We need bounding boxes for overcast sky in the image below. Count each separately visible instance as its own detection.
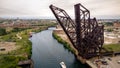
[0,0,120,19]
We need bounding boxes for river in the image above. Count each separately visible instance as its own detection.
[30,27,89,68]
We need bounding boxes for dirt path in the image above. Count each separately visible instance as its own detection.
[16,33,22,39]
[0,42,17,54]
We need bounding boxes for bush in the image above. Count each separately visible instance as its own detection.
[0,28,32,67]
[0,28,6,36]
[52,32,75,53]
[106,28,113,32]
[0,56,27,68]
[103,44,120,52]
[0,56,19,68]
[12,28,26,32]
[1,33,17,42]
[104,22,113,26]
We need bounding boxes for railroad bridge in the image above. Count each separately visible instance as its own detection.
[50,3,104,59]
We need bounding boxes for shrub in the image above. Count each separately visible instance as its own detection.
[0,28,6,36]
[103,44,120,52]
[52,32,75,53]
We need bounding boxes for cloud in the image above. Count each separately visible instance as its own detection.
[0,0,119,18]
[49,0,120,18]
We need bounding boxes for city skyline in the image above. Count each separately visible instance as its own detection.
[0,0,120,19]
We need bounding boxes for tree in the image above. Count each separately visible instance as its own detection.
[0,28,6,36]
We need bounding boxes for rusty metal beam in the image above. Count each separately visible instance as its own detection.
[49,3,104,59]
[49,5,77,49]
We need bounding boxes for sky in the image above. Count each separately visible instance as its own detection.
[0,0,120,19]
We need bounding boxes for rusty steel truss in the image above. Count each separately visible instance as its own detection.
[50,3,104,59]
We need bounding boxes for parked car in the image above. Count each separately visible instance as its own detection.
[108,57,112,61]
[117,61,120,64]
[0,47,5,51]
[102,61,108,65]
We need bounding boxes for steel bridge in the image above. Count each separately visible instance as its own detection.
[50,3,104,59]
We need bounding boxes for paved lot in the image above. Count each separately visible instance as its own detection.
[105,56,120,68]
[99,56,120,68]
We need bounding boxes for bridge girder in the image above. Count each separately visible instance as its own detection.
[50,3,104,59]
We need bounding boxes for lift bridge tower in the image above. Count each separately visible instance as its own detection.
[50,3,104,59]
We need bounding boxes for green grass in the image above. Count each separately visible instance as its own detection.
[103,44,120,52]
[52,32,75,53]
[0,55,26,68]
[0,23,57,67]
[0,29,32,67]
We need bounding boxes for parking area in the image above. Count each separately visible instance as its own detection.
[105,56,120,68]
[92,56,120,68]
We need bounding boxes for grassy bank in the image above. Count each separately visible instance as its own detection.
[0,27,48,68]
[0,23,57,68]
[52,32,75,53]
[0,29,32,68]
[103,44,120,52]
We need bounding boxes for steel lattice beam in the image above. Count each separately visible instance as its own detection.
[74,4,104,58]
[49,3,104,59]
[49,5,77,49]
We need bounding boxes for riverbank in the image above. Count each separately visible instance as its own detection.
[31,27,90,68]
[52,29,87,63]
[52,28,99,68]
[0,25,55,68]
[0,28,33,68]
[52,28,120,68]
[52,32,75,53]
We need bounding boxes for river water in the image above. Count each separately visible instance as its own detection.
[30,27,89,68]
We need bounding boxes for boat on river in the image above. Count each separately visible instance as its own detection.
[60,62,66,68]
